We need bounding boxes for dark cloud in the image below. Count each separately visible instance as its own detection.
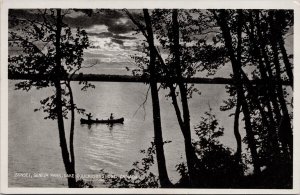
[114,34,136,40]
[105,22,133,34]
[63,9,135,34]
[89,32,113,38]
[111,38,124,45]
[9,9,37,20]
[84,52,112,58]
[9,9,47,28]
[122,45,133,50]
[88,32,136,40]
[9,9,136,35]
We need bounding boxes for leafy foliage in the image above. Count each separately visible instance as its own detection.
[76,179,94,188]
[8,9,93,119]
[100,141,159,188]
[191,108,244,187]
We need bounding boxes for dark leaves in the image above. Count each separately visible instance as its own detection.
[9,9,90,119]
[100,141,160,188]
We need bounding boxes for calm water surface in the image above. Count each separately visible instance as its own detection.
[8,81,234,187]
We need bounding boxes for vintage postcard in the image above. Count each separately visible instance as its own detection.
[1,0,300,194]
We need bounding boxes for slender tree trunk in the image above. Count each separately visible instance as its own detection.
[268,11,293,156]
[236,11,282,162]
[143,9,173,187]
[256,19,291,159]
[257,54,280,156]
[255,11,282,123]
[278,37,293,89]
[169,85,197,186]
[274,11,293,89]
[237,10,261,175]
[240,89,261,175]
[261,49,282,122]
[149,81,173,187]
[66,81,76,176]
[171,9,197,186]
[213,10,261,175]
[235,12,275,155]
[246,13,280,157]
[54,9,76,188]
[234,95,242,168]
[232,12,275,146]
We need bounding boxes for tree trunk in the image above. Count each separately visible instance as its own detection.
[240,89,261,175]
[66,81,76,177]
[171,9,197,186]
[55,9,76,188]
[235,11,273,155]
[149,81,173,187]
[234,95,242,168]
[143,9,173,187]
[169,85,197,186]
[257,53,280,157]
[213,10,261,175]
[278,37,293,89]
[246,12,280,158]
[255,13,292,161]
[255,11,282,123]
[274,11,293,89]
[268,11,293,156]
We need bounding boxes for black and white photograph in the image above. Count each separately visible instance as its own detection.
[1,0,300,193]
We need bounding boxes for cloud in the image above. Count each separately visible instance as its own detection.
[89,32,112,38]
[88,36,124,52]
[88,32,136,40]
[63,9,135,34]
[85,25,108,34]
[9,9,36,20]
[88,31,139,51]
[84,52,113,58]
[8,9,45,28]
[111,38,124,45]
[9,9,145,59]
[9,9,135,35]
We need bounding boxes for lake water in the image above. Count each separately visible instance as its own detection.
[8,80,235,187]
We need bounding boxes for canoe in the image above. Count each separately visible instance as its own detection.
[80,117,124,124]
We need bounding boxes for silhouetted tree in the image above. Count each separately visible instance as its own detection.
[193,108,241,187]
[268,10,293,156]
[238,10,293,166]
[124,9,173,187]
[211,10,261,175]
[211,9,293,178]
[148,9,201,185]
[169,9,197,185]
[8,9,90,187]
[245,11,281,160]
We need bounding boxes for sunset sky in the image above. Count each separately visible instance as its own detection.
[8,9,293,77]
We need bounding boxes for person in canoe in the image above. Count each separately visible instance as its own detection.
[87,113,93,121]
[110,113,114,120]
